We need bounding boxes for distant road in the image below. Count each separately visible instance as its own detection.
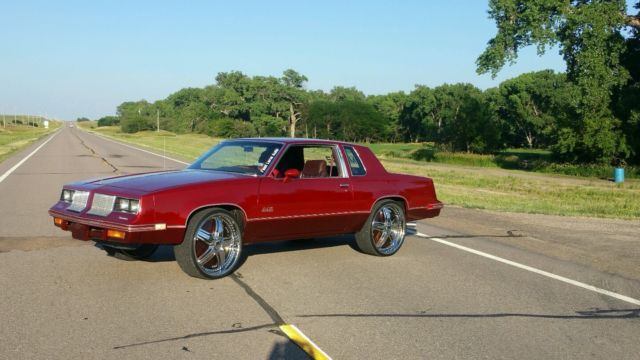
[0,125,185,238]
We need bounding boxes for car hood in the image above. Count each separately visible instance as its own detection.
[86,170,251,193]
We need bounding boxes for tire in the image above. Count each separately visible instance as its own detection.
[355,200,406,256]
[174,208,243,279]
[105,244,159,261]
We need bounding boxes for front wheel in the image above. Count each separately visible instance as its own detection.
[174,208,243,279]
[355,200,406,256]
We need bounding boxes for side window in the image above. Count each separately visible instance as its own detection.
[344,146,366,176]
[274,145,342,178]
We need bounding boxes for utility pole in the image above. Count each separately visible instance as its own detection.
[156,109,160,132]
[2,113,5,128]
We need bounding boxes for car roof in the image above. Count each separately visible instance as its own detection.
[232,137,356,146]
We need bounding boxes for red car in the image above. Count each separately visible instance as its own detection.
[49,138,442,279]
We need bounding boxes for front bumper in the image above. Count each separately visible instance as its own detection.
[49,209,184,245]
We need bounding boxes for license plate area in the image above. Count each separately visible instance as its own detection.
[69,223,90,241]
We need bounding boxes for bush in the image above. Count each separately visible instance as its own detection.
[210,118,257,138]
[97,116,120,127]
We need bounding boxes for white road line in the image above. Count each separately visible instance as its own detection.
[83,130,190,165]
[416,232,640,306]
[0,131,60,184]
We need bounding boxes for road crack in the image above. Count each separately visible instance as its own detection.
[231,272,286,325]
[71,130,119,173]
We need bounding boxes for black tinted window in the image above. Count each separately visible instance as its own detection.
[344,146,366,176]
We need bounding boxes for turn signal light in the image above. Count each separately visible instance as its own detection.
[54,218,63,226]
[106,229,126,240]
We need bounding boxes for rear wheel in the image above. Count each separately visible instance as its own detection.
[174,208,243,279]
[355,200,406,256]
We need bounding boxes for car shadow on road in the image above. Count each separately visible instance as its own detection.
[129,235,359,264]
[296,308,640,320]
[244,235,358,257]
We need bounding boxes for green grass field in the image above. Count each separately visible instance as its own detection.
[369,142,638,179]
[81,124,640,219]
[0,120,61,163]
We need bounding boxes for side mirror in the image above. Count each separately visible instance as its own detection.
[283,168,300,182]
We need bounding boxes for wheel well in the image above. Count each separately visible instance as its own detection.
[375,197,407,213]
[186,205,247,232]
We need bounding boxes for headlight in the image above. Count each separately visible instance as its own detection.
[115,197,140,214]
[61,189,75,203]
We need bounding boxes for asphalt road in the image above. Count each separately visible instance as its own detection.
[0,126,638,359]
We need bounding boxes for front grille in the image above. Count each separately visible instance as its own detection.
[67,191,90,212]
[87,193,116,216]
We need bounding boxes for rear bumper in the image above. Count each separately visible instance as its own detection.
[407,201,443,221]
[48,209,184,245]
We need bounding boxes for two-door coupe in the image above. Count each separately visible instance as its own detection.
[49,138,443,279]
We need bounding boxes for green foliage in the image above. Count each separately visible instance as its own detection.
[492,70,568,148]
[97,116,119,127]
[306,100,386,142]
[76,117,90,122]
[398,83,502,153]
[210,118,257,138]
[110,57,640,166]
[478,0,638,163]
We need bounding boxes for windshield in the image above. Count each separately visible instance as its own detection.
[188,141,283,175]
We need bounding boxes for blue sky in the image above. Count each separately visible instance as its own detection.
[1,0,628,120]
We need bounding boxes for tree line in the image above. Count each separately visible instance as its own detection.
[96,1,640,165]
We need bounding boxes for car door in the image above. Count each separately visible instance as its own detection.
[251,144,355,241]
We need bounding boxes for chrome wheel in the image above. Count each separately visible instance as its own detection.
[192,213,242,277]
[355,200,406,256]
[371,204,406,255]
[175,208,244,279]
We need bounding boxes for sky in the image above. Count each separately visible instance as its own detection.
[0,0,629,121]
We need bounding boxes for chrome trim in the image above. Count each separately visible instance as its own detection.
[409,202,444,210]
[248,210,370,222]
[183,203,249,227]
[371,195,410,212]
[333,145,349,178]
[49,210,169,233]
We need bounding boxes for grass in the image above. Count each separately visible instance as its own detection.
[370,142,639,179]
[81,124,640,219]
[78,123,221,160]
[382,158,640,220]
[0,121,62,163]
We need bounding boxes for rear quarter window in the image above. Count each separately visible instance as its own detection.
[344,146,366,176]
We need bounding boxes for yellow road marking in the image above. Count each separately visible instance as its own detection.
[279,324,332,360]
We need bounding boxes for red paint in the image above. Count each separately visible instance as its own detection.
[49,139,442,245]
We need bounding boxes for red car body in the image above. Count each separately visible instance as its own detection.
[49,138,442,248]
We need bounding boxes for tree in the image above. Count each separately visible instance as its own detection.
[97,116,119,127]
[494,70,568,148]
[280,69,308,137]
[367,92,407,142]
[329,86,366,102]
[118,101,155,133]
[306,100,386,142]
[477,0,639,162]
[435,84,502,153]
[398,86,436,142]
